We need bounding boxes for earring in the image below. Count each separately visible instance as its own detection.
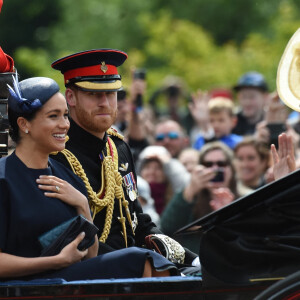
[25,129,28,134]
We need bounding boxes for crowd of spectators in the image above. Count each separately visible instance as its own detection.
[113,70,300,249]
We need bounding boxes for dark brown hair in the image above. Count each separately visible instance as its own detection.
[193,141,238,219]
[234,136,270,166]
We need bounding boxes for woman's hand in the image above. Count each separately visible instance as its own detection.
[271,133,296,180]
[209,187,234,211]
[55,232,89,269]
[37,175,98,258]
[0,233,89,278]
[36,175,90,218]
[183,165,215,203]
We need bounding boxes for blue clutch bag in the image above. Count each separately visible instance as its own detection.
[38,215,99,257]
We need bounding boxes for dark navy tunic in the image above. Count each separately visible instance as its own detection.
[0,152,81,257]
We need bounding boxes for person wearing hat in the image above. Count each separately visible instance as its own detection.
[0,75,178,280]
[50,49,199,270]
[232,71,269,136]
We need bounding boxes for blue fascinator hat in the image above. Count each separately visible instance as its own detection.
[7,75,60,114]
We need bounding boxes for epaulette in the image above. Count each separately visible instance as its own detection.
[107,128,124,140]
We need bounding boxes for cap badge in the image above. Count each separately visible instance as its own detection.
[100,61,108,73]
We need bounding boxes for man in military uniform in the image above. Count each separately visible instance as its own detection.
[51,49,199,268]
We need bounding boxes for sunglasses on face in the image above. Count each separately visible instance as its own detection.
[202,160,229,168]
[155,132,180,141]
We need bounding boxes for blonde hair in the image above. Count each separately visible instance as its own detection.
[208,97,235,117]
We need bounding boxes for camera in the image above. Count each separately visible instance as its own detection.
[117,89,127,101]
[0,72,15,157]
[210,169,224,183]
[133,69,146,80]
[133,69,146,111]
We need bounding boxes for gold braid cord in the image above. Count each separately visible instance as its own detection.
[59,131,134,247]
[108,138,135,240]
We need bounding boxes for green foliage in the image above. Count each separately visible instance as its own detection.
[1,0,300,101]
[49,0,153,53]
[13,47,64,88]
[149,0,283,45]
[0,0,62,54]
[127,1,300,96]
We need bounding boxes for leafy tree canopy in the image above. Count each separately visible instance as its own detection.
[1,0,300,100]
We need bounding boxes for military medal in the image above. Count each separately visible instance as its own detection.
[128,190,135,201]
[132,189,137,199]
[123,172,137,201]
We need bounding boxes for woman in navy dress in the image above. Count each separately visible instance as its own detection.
[0,75,177,281]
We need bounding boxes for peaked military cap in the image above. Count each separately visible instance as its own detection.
[51,49,128,92]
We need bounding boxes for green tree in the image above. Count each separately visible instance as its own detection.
[3,0,300,99]
[0,0,62,54]
[49,0,153,53]
[126,0,300,96]
[149,0,292,45]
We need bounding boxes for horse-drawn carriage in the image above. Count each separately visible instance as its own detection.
[1,169,300,299]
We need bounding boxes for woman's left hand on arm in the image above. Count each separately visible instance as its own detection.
[36,175,98,258]
[36,175,90,218]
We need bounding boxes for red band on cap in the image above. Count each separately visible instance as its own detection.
[0,47,14,72]
[64,64,118,83]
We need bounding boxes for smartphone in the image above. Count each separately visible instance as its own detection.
[210,169,224,182]
[133,69,146,110]
[117,89,127,101]
[266,123,286,147]
[133,69,146,80]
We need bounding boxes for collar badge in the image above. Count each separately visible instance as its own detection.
[119,163,128,172]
